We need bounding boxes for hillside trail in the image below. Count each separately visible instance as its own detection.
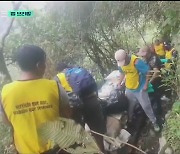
[133,98,175,154]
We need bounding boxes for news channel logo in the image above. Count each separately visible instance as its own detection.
[0,10,34,18]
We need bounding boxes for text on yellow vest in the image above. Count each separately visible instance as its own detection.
[1,79,60,154]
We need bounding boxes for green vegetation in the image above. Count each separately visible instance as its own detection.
[163,101,180,153]
[39,118,100,154]
[1,1,180,82]
[0,124,14,154]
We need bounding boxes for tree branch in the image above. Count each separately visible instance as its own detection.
[0,2,22,52]
[0,2,22,82]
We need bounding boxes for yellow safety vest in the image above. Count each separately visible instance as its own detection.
[121,55,139,90]
[1,79,60,154]
[165,48,174,59]
[154,43,165,56]
[165,48,175,69]
[56,73,73,92]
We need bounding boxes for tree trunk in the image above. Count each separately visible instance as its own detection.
[0,2,22,85]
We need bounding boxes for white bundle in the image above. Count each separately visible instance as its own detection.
[98,70,122,100]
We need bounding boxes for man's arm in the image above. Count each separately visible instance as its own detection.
[172,50,178,59]
[135,59,150,90]
[57,83,73,119]
[0,99,11,126]
[149,68,160,83]
[135,59,149,74]
[117,68,125,88]
[148,57,161,83]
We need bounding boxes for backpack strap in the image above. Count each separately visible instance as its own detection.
[55,80,73,119]
[54,75,62,86]
[54,76,68,108]
[55,80,63,109]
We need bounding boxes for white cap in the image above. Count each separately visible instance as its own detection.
[114,49,127,66]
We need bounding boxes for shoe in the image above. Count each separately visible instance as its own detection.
[161,95,170,101]
[153,123,160,132]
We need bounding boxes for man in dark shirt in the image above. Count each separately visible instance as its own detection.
[54,63,106,152]
[137,46,163,116]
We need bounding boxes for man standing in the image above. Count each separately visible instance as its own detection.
[137,46,163,116]
[0,45,72,154]
[114,49,160,132]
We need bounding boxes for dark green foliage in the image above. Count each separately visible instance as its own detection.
[163,101,180,153]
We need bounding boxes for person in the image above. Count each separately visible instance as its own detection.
[161,43,178,99]
[114,49,160,132]
[137,46,164,116]
[164,43,178,71]
[0,45,73,154]
[54,62,106,152]
[154,39,165,59]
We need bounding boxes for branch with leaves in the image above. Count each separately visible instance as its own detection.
[39,118,147,154]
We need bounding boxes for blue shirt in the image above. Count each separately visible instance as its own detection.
[119,56,149,92]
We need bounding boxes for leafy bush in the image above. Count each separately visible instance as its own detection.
[162,101,180,153]
[0,122,15,154]
[38,118,100,154]
[160,48,180,100]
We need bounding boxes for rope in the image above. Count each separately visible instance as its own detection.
[90,130,147,154]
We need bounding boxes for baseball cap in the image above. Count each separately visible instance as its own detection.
[114,49,127,66]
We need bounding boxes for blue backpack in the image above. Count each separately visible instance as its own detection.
[65,67,96,94]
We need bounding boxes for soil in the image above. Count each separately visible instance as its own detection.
[133,99,174,154]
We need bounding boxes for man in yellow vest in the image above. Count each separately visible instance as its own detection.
[114,49,160,132]
[154,39,165,59]
[54,62,106,152]
[164,43,178,71]
[0,45,73,154]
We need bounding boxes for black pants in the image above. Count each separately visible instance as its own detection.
[71,82,106,134]
[151,77,163,115]
[81,94,106,134]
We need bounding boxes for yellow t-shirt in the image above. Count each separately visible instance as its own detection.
[165,48,175,69]
[121,55,139,90]
[154,43,165,56]
[165,48,174,59]
[1,79,60,154]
